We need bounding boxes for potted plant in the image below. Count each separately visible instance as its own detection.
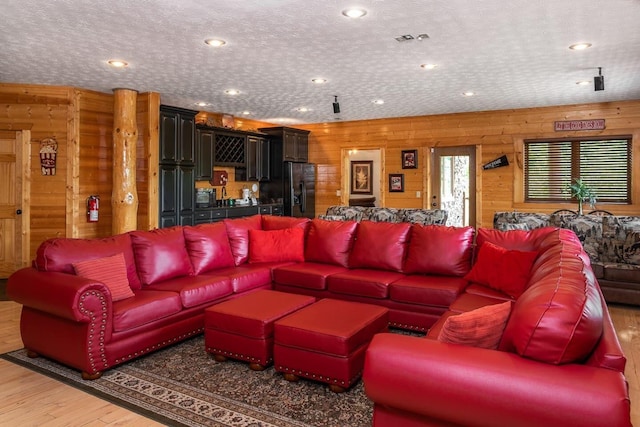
[567,178,597,215]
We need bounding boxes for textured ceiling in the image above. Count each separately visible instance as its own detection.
[2,0,640,124]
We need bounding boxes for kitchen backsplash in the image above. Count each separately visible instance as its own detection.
[195,167,259,200]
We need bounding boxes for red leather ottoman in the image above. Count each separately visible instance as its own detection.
[274,298,389,392]
[205,290,315,371]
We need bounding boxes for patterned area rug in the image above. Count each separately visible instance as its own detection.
[1,335,375,426]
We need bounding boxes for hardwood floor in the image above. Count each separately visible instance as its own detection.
[0,299,638,426]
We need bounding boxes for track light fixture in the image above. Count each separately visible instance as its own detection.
[333,95,340,114]
[594,67,604,91]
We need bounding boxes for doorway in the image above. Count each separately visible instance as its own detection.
[430,146,476,227]
[0,129,30,278]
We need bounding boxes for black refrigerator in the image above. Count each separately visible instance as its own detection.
[259,162,315,218]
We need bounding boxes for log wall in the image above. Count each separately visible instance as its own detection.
[299,100,640,227]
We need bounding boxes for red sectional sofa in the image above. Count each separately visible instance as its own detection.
[7,215,631,426]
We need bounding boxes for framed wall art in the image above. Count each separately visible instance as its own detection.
[389,173,404,192]
[402,149,417,169]
[351,160,373,194]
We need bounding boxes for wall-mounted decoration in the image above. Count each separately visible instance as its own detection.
[39,137,58,175]
[482,154,509,170]
[351,160,373,194]
[222,114,235,129]
[402,149,417,169]
[554,119,605,131]
[211,170,229,186]
[389,173,404,192]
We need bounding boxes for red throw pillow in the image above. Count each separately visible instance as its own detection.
[464,242,538,298]
[437,301,512,349]
[248,228,305,263]
[73,253,135,301]
[404,225,475,276]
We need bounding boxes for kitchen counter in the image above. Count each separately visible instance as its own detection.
[194,203,283,224]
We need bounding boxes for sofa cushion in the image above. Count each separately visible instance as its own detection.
[623,228,640,264]
[476,226,556,253]
[493,212,550,231]
[549,213,603,263]
[273,262,348,290]
[35,233,142,289]
[183,222,235,274]
[112,290,182,332]
[325,206,365,221]
[327,269,405,299]
[248,228,305,263]
[261,215,310,231]
[305,219,358,267]
[398,208,448,225]
[213,265,273,293]
[363,207,399,222]
[73,253,134,301]
[349,221,411,272]
[389,275,468,308]
[437,301,512,349]
[130,227,193,285]
[144,275,233,308]
[223,215,263,266]
[404,225,474,276]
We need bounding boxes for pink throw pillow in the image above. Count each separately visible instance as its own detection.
[73,253,135,301]
[464,242,538,298]
[248,228,305,263]
[404,225,475,276]
[437,301,512,349]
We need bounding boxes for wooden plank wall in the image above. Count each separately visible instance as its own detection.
[0,84,72,259]
[299,100,640,227]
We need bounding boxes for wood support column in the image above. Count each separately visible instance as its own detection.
[112,88,138,234]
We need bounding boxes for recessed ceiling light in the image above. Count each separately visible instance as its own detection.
[241,111,251,115]
[576,80,590,86]
[462,91,475,97]
[205,38,226,47]
[372,99,384,105]
[311,78,327,84]
[420,63,438,70]
[225,89,240,95]
[569,43,592,50]
[107,60,128,68]
[297,107,310,112]
[342,8,367,18]
[195,102,209,107]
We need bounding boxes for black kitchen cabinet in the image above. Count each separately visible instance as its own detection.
[159,105,197,227]
[195,128,214,180]
[245,136,270,181]
[259,127,310,163]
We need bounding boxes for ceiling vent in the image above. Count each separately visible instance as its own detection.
[395,34,429,42]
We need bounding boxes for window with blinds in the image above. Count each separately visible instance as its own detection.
[524,137,631,203]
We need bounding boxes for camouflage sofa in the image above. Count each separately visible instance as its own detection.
[494,211,640,306]
[320,206,448,225]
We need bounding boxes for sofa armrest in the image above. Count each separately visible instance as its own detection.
[7,267,112,323]
[363,333,631,427]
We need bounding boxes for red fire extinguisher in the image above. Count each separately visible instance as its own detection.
[87,195,99,222]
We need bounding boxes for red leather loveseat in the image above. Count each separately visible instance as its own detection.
[7,215,631,426]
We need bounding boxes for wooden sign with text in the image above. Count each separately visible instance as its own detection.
[554,119,605,131]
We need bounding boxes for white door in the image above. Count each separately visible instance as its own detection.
[431,146,476,227]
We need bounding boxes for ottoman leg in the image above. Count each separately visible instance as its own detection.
[283,373,300,382]
[213,354,227,363]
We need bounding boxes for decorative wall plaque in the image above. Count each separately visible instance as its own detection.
[39,137,58,175]
[554,119,605,131]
